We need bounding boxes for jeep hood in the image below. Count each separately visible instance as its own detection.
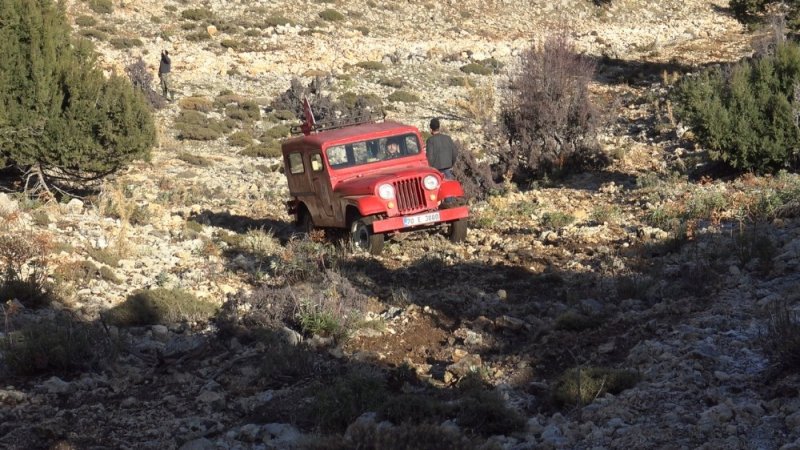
[334,166,439,196]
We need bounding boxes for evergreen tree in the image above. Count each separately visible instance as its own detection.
[674,42,800,173]
[0,0,155,193]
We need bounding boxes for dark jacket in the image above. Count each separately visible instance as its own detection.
[159,54,171,75]
[425,133,457,170]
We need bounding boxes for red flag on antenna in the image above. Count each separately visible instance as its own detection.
[301,97,316,135]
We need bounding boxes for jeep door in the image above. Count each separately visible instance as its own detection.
[308,151,339,226]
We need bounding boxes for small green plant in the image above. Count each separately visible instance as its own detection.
[242,141,281,158]
[228,130,254,147]
[448,76,476,87]
[181,8,212,21]
[378,77,404,88]
[221,39,242,49]
[74,15,97,27]
[88,0,113,14]
[78,28,109,41]
[318,8,345,21]
[555,310,601,331]
[553,366,640,406]
[177,152,211,167]
[590,205,621,224]
[86,247,121,267]
[264,14,294,27]
[459,63,493,75]
[109,37,143,49]
[387,90,419,103]
[541,211,575,229]
[356,61,386,71]
[186,30,211,42]
[104,288,217,326]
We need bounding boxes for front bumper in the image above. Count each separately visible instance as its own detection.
[371,206,469,233]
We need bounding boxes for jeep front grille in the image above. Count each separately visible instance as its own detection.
[393,177,427,214]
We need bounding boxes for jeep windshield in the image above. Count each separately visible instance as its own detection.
[325,133,421,169]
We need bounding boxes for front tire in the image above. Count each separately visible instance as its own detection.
[350,219,384,255]
[449,219,468,243]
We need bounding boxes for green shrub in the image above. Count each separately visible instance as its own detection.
[555,310,601,331]
[0,0,155,192]
[673,41,800,173]
[177,152,211,166]
[74,15,96,27]
[228,130,254,147]
[456,389,525,436]
[272,109,296,121]
[87,247,121,267]
[221,38,242,49]
[226,100,261,121]
[88,0,113,14]
[387,90,419,103]
[178,125,222,141]
[178,96,214,112]
[186,30,211,42]
[242,141,281,158]
[356,61,386,71]
[355,25,369,36]
[448,76,475,87]
[264,124,290,139]
[311,371,388,431]
[181,8,212,21]
[459,63,493,75]
[378,77,404,88]
[78,28,108,41]
[104,288,217,326]
[1,313,111,375]
[109,37,143,49]
[264,14,294,27]
[319,8,345,21]
[553,366,639,406]
[542,211,575,229]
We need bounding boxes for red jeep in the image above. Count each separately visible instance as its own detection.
[281,101,469,254]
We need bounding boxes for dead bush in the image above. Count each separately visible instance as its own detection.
[452,141,500,201]
[763,301,800,371]
[499,33,603,181]
[553,366,640,406]
[126,58,166,110]
[0,233,54,308]
[2,312,112,375]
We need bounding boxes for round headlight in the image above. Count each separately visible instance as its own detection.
[423,175,439,190]
[378,183,395,200]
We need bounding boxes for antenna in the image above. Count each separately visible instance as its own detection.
[300,97,315,136]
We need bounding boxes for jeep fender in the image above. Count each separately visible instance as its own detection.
[343,196,385,218]
[438,180,465,199]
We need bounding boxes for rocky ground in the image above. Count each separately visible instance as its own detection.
[2,0,800,449]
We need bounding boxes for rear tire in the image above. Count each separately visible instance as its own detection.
[449,219,468,243]
[350,219,384,255]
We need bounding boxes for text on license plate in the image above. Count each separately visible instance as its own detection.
[403,212,440,227]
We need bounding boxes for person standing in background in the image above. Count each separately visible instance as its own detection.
[159,50,174,102]
[425,117,457,180]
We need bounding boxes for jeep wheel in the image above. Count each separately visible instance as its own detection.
[351,219,384,255]
[298,209,314,234]
[448,219,468,243]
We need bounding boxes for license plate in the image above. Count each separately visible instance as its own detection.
[403,212,440,227]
